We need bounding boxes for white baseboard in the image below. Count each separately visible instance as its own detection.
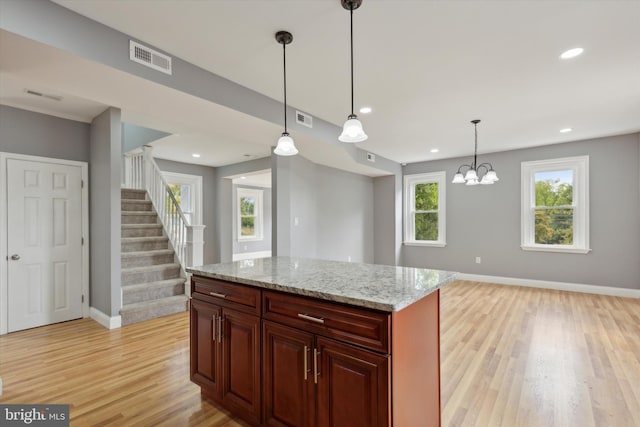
[232,251,272,261]
[456,273,640,299]
[90,307,122,329]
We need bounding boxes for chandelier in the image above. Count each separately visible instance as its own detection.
[452,120,499,185]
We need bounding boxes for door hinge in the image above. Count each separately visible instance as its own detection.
[81,237,84,245]
[81,180,84,188]
[82,295,85,303]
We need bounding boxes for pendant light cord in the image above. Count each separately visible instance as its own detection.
[350,6,354,116]
[282,42,288,133]
[473,122,478,169]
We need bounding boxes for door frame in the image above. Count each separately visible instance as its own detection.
[0,152,90,335]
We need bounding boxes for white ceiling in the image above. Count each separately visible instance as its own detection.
[3,1,640,172]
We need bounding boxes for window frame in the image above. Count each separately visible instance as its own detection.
[237,187,264,242]
[521,156,590,254]
[403,171,446,247]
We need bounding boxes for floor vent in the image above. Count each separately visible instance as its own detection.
[296,110,313,128]
[129,40,172,75]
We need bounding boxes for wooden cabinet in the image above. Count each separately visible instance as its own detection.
[191,274,442,427]
[190,276,261,426]
[263,291,390,427]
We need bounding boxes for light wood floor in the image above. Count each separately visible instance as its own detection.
[1,281,638,426]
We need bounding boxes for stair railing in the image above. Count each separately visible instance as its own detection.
[123,146,205,270]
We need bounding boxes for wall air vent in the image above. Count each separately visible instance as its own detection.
[24,89,62,102]
[296,110,313,128]
[129,40,172,75]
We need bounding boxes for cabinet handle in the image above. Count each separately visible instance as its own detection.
[313,348,321,384]
[209,292,226,299]
[218,317,224,342]
[298,313,325,324]
[212,315,217,342]
[303,345,309,380]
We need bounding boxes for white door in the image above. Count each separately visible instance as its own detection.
[7,159,83,332]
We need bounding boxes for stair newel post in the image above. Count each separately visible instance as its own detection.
[185,225,206,268]
[142,145,154,194]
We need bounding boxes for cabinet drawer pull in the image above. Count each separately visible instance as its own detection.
[209,292,226,299]
[298,313,325,324]
[303,345,309,380]
[313,348,320,384]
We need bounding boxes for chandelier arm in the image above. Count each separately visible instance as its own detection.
[476,163,493,175]
[456,164,473,174]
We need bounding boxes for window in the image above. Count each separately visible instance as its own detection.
[237,188,263,241]
[404,172,446,247]
[521,156,590,253]
[162,171,203,225]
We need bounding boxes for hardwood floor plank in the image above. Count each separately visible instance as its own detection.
[1,280,638,426]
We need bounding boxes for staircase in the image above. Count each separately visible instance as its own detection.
[120,188,188,326]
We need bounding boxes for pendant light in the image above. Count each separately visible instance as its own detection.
[338,0,368,143]
[274,31,298,156]
[452,120,499,186]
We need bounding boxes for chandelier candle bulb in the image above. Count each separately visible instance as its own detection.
[452,119,499,186]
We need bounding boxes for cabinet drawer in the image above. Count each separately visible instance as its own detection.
[191,276,260,316]
[263,291,390,353]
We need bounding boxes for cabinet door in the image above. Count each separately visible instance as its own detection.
[221,308,261,425]
[316,337,390,427]
[190,299,222,398]
[263,321,316,427]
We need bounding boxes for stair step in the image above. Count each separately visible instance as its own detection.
[122,236,168,252]
[122,278,186,305]
[121,224,164,238]
[121,249,175,268]
[121,212,158,225]
[120,295,189,326]
[121,263,181,286]
[121,188,147,200]
[122,199,153,212]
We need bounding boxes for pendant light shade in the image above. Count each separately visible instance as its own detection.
[452,120,499,186]
[274,133,297,156]
[274,31,298,156]
[339,0,368,143]
[339,115,368,143]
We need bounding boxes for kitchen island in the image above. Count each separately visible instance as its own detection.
[187,257,457,427]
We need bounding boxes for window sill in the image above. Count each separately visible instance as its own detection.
[403,241,446,248]
[238,237,264,242]
[521,245,591,254]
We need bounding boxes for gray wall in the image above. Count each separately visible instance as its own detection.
[155,158,216,264]
[373,175,402,266]
[275,154,375,263]
[89,107,122,316]
[0,105,90,161]
[122,123,170,153]
[402,133,640,290]
[232,185,272,255]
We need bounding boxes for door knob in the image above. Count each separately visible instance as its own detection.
[10,254,20,260]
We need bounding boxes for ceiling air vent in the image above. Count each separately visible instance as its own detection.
[296,110,313,128]
[129,40,172,75]
[24,89,62,102]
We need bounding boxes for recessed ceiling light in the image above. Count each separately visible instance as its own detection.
[359,107,372,114]
[560,128,573,133]
[560,47,584,59]
[430,148,439,153]
[192,153,201,158]
[240,176,247,180]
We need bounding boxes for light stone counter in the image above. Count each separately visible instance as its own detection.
[187,257,457,312]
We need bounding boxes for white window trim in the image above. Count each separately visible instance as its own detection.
[161,171,203,225]
[403,171,446,247]
[237,187,264,242]
[521,156,590,254]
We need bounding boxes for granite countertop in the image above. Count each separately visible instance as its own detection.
[187,257,457,312]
